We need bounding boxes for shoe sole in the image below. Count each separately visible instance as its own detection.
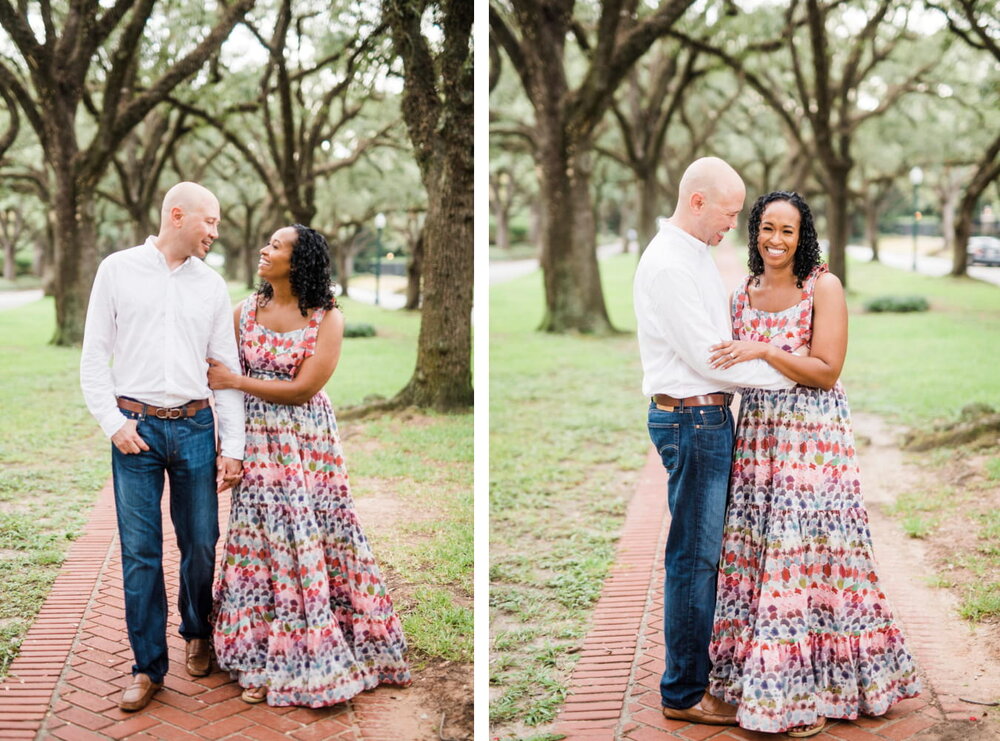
[119,684,163,712]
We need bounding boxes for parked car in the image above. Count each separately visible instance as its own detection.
[967,236,1000,267]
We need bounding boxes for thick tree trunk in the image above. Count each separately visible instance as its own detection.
[952,198,974,277]
[863,196,880,263]
[395,165,472,408]
[494,203,510,250]
[2,239,13,281]
[404,228,423,310]
[940,190,957,258]
[0,210,18,282]
[637,170,660,249]
[51,174,98,345]
[334,246,350,297]
[537,141,613,334]
[825,173,850,289]
[528,198,543,248]
[131,208,155,247]
[952,135,1000,276]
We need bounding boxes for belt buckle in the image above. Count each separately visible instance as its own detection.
[156,407,183,420]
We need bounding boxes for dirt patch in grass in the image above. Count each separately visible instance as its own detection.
[372,566,472,739]
[855,412,1000,736]
[914,719,1000,740]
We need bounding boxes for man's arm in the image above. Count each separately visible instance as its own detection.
[648,267,794,390]
[80,261,129,437]
[207,281,245,461]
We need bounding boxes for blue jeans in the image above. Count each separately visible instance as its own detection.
[111,404,219,683]
[647,400,734,709]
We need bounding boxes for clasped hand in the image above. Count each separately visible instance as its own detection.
[709,340,772,370]
[206,358,238,390]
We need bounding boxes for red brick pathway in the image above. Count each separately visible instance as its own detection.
[551,449,965,740]
[0,480,402,740]
[550,243,991,740]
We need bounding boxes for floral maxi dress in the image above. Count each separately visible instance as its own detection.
[212,299,410,707]
[708,265,920,733]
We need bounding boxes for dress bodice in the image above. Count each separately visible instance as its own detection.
[731,264,829,354]
[239,298,326,380]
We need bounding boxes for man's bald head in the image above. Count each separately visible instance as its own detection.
[670,157,746,246]
[156,181,220,262]
[677,157,744,205]
[160,181,219,227]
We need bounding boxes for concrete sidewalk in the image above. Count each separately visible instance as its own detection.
[0,480,404,740]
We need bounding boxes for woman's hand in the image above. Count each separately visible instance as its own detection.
[207,358,241,390]
[710,340,773,370]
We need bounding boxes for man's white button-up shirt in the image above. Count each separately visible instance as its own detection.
[634,222,794,398]
[80,237,245,459]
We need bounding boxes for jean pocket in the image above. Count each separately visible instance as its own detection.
[186,407,215,430]
[648,421,680,473]
[693,407,728,429]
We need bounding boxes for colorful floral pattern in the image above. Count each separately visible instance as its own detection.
[212,298,410,707]
[708,265,920,732]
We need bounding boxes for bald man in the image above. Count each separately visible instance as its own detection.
[633,158,794,725]
[81,182,245,711]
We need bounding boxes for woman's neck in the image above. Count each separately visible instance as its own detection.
[758,265,797,289]
[267,280,296,306]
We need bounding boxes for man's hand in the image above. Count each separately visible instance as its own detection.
[217,456,243,492]
[111,419,150,455]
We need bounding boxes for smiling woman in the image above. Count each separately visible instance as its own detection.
[705,191,921,735]
[207,223,411,707]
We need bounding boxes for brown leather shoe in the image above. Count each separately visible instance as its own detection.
[119,673,163,712]
[185,638,211,677]
[662,692,738,726]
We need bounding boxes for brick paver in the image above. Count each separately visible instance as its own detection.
[0,479,402,740]
[551,243,994,740]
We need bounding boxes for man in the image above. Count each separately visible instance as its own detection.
[81,182,245,712]
[633,157,794,725]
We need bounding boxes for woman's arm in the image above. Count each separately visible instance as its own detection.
[232,301,242,342]
[710,273,847,390]
[208,308,345,405]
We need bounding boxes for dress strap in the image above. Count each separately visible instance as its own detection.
[237,298,257,374]
[796,264,829,342]
[302,306,328,358]
[731,275,753,338]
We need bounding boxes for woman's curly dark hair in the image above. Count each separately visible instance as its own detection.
[257,224,338,316]
[747,191,822,288]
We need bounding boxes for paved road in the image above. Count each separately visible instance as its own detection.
[489,243,628,285]
[489,243,1000,288]
[344,285,406,310]
[0,286,407,312]
[0,288,43,311]
[847,245,1000,286]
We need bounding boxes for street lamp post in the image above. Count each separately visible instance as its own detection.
[374,212,386,306]
[909,166,923,272]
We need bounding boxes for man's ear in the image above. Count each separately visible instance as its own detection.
[690,192,705,214]
[171,206,185,227]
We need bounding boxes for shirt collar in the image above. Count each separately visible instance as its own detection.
[661,221,709,252]
[143,235,192,271]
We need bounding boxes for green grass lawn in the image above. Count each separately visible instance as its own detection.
[489,252,1000,739]
[0,293,470,677]
[841,260,1000,425]
[490,255,646,736]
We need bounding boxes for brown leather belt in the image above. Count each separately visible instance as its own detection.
[117,397,210,420]
[652,393,731,412]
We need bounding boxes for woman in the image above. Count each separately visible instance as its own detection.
[207,224,410,707]
[706,192,920,736]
